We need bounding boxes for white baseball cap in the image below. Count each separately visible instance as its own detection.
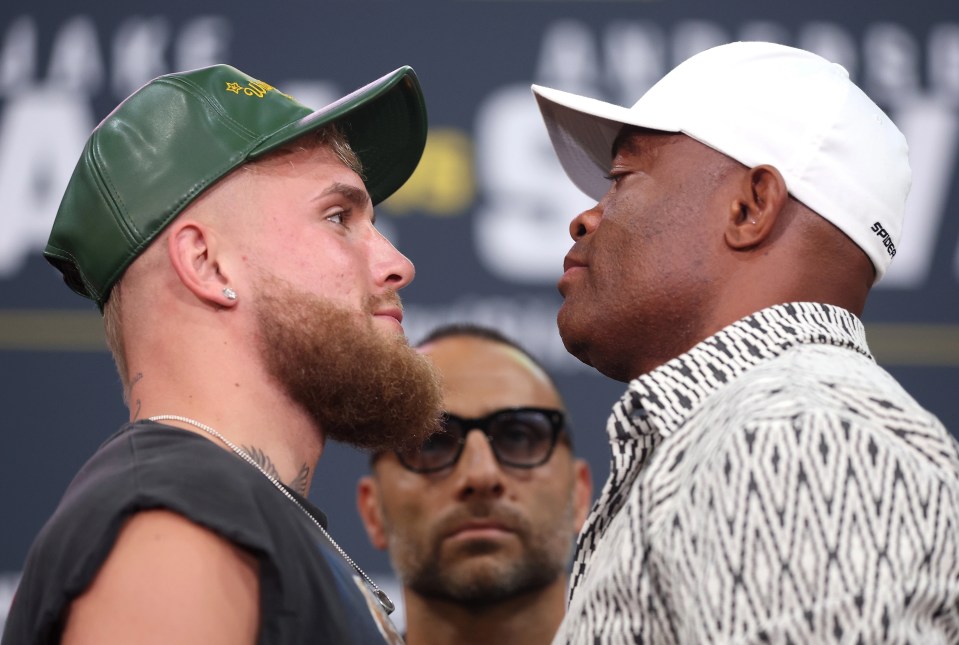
[531,41,911,283]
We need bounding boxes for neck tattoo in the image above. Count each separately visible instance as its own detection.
[148,414,395,614]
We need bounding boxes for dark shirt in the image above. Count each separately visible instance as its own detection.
[3,421,401,644]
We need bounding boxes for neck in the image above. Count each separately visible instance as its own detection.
[402,578,567,645]
[128,357,324,495]
[120,285,329,494]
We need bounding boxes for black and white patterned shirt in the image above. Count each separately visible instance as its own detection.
[557,303,959,644]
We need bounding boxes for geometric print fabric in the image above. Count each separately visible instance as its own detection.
[556,303,959,644]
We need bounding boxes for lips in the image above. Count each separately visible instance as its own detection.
[373,307,403,325]
[445,519,515,543]
[439,505,522,542]
[369,290,405,330]
[562,253,586,274]
[558,253,587,296]
[448,519,509,535]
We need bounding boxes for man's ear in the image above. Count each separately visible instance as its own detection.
[725,164,788,250]
[357,476,389,551]
[167,220,237,308]
[572,459,593,532]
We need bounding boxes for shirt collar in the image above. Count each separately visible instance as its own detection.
[609,303,872,444]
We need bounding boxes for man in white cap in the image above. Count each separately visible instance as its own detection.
[532,41,959,643]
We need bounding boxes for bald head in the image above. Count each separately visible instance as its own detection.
[418,334,565,420]
[356,326,591,620]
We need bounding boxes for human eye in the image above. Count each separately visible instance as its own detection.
[325,208,351,228]
[603,171,628,186]
[492,417,543,452]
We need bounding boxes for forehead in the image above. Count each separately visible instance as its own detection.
[215,146,370,226]
[611,126,688,161]
[247,144,363,185]
[208,144,366,204]
[610,127,740,182]
[419,337,563,417]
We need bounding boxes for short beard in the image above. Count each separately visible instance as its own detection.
[393,501,573,606]
[254,275,442,452]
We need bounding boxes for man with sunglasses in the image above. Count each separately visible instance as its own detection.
[357,324,592,645]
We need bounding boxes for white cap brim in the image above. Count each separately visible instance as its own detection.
[531,84,680,202]
[531,42,911,284]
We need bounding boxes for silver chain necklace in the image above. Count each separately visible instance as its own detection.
[147,414,395,614]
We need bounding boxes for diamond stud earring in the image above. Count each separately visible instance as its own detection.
[223,287,237,301]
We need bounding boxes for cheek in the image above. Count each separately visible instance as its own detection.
[599,197,688,288]
[591,223,641,293]
[525,480,576,532]
[382,485,435,531]
[287,253,368,303]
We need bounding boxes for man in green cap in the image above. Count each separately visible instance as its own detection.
[3,64,442,644]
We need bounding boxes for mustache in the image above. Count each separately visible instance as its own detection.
[365,289,403,315]
[434,501,529,539]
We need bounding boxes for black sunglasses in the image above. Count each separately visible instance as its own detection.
[395,407,567,474]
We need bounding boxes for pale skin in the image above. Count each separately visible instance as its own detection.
[63,145,415,644]
[357,336,592,645]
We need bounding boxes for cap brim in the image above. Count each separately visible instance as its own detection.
[252,67,427,205]
[531,84,679,201]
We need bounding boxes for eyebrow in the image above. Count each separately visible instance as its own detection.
[319,182,375,222]
[611,127,643,159]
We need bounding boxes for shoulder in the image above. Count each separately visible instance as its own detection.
[709,345,948,446]
[9,424,278,636]
[679,344,959,488]
[652,351,959,644]
[62,509,259,645]
[60,422,276,535]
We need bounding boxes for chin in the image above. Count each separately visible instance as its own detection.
[597,363,633,384]
[557,321,593,370]
[560,331,637,383]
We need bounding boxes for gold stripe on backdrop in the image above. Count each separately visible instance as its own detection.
[0,310,958,366]
[0,310,107,351]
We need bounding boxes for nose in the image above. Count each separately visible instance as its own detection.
[454,430,504,501]
[569,203,602,241]
[371,227,415,290]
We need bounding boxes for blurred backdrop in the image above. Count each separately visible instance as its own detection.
[1,0,957,631]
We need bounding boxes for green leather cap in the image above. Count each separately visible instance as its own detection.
[44,64,428,310]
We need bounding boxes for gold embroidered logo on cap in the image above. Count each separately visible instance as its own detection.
[224,79,288,99]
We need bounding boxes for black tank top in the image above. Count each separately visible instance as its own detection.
[2,421,401,644]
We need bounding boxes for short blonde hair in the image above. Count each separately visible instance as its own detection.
[251,123,363,175]
[102,277,129,402]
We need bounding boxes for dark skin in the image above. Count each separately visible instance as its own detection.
[557,126,874,382]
